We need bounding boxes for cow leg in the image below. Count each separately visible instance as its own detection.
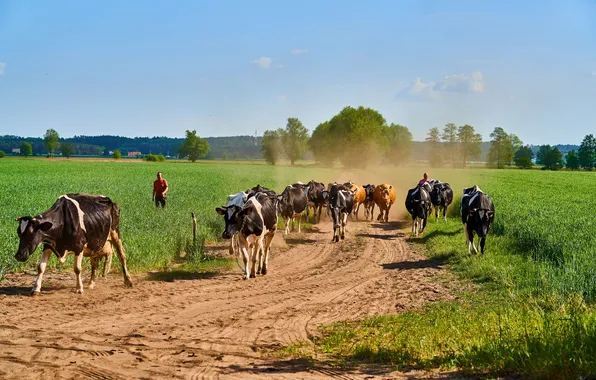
[256,240,264,275]
[74,253,84,294]
[102,241,113,278]
[385,205,391,223]
[480,236,486,254]
[421,217,427,233]
[298,216,302,233]
[443,206,448,221]
[89,256,99,289]
[284,217,290,234]
[241,245,250,279]
[435,206,439,222]
[341,212,348,240]
[31,248,52,295]
[109,229,133,288]
[261,232,274,275]
[249,243,258,278]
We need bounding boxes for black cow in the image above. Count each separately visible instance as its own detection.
[405,183,432,236]
[304,180,327,223]
[362,184,376,221]
[216,191,278,279]
[278,184,308,234]
[461,185,495,254]
[328,184,354,242]
[430,182,454,221]
[14,193,133,295]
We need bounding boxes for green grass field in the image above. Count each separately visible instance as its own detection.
[0,158,341,277]
[2,158,596,377]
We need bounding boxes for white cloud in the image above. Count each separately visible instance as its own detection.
[250,57,272,69]
[0,62,5,76]
[397,71,485,100]
[396,77,441,101]
[291,49,308,55]
[435,72,485,93]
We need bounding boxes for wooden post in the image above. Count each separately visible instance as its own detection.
[191,212,197,244]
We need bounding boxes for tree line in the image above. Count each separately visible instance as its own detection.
[261,105,596,171]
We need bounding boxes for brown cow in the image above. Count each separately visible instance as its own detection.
[373,184,396,222]
[343,181,366,220]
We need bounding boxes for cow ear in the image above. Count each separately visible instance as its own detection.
[240,206,253,217]
[37,222,53,231]
[216,207,226,215]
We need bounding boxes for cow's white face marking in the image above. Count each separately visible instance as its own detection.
[61,195,87,232]
[20,220,28,234]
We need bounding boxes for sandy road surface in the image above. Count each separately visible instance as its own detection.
[0,219,457,380]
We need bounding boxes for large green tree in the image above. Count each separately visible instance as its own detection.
[425,127,443,168]
[514,146,534,169]
[327,106,388,168]
[578,134,596,170]
[385,123,412,166]
[309,121,335,166]
[178,130,210,162]
[261,130,283,165]
[565,150,579,170]
[487,127,516,169]
[43,129,60,157]
[441,123,458,168]
[279,117,309,165]
[457,124,482,168]
[20,142,32,157]
[60,142,74,158]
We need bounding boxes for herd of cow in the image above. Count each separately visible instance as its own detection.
[12,179,495,295]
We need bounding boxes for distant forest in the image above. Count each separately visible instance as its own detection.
[0,134,580,162]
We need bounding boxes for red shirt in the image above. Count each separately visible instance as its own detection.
[154,179,168,197]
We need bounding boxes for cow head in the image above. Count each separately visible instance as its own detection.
[215,205,248,239]
[469,208,494,237]
[363,184,375,200]
[430,184,442,205]
[15,216,53,262]
[380,185,393,206]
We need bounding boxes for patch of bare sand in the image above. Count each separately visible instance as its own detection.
[0,219,461,379]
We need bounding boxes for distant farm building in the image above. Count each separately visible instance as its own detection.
[127,151,141,157]
[12,148,20,154]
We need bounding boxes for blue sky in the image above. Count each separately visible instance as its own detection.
[0,0,595,144]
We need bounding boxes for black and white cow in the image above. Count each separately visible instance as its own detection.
[216,192,278,279]
[278,184,308,234]
[405,183,432,236]
[362,184,376,221]
[14,193,133,295]
[304,180,327,223]
[461,185,495,254]
[430,182,454,221]
[328,184,355,242]
[219,191,249,261]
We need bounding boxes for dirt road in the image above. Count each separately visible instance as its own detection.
[0,219,456,379]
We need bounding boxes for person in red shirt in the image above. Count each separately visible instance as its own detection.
[152,172,169,208]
